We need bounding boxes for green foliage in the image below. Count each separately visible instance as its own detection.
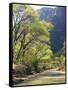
[59,55,65,64]
[25,6,38,17]
[12,4,65,76]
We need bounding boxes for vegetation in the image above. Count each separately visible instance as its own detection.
[12,4,65,79]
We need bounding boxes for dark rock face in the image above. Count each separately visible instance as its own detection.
[38,7,66,53]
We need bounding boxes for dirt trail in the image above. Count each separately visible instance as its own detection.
[13,70,65,86]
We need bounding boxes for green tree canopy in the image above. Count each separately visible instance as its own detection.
[12,4,54,65]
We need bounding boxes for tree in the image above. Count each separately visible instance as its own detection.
[12,4,54,69]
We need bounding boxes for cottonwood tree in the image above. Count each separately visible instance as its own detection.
[12,4,54,65]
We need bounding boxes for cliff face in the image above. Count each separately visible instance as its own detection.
[38,7,66,53]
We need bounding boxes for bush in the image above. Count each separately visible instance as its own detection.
[13,64,33,77]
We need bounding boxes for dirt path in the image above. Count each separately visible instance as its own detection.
[13,70,65,86]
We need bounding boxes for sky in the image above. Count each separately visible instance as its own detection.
[30,5,57,10]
